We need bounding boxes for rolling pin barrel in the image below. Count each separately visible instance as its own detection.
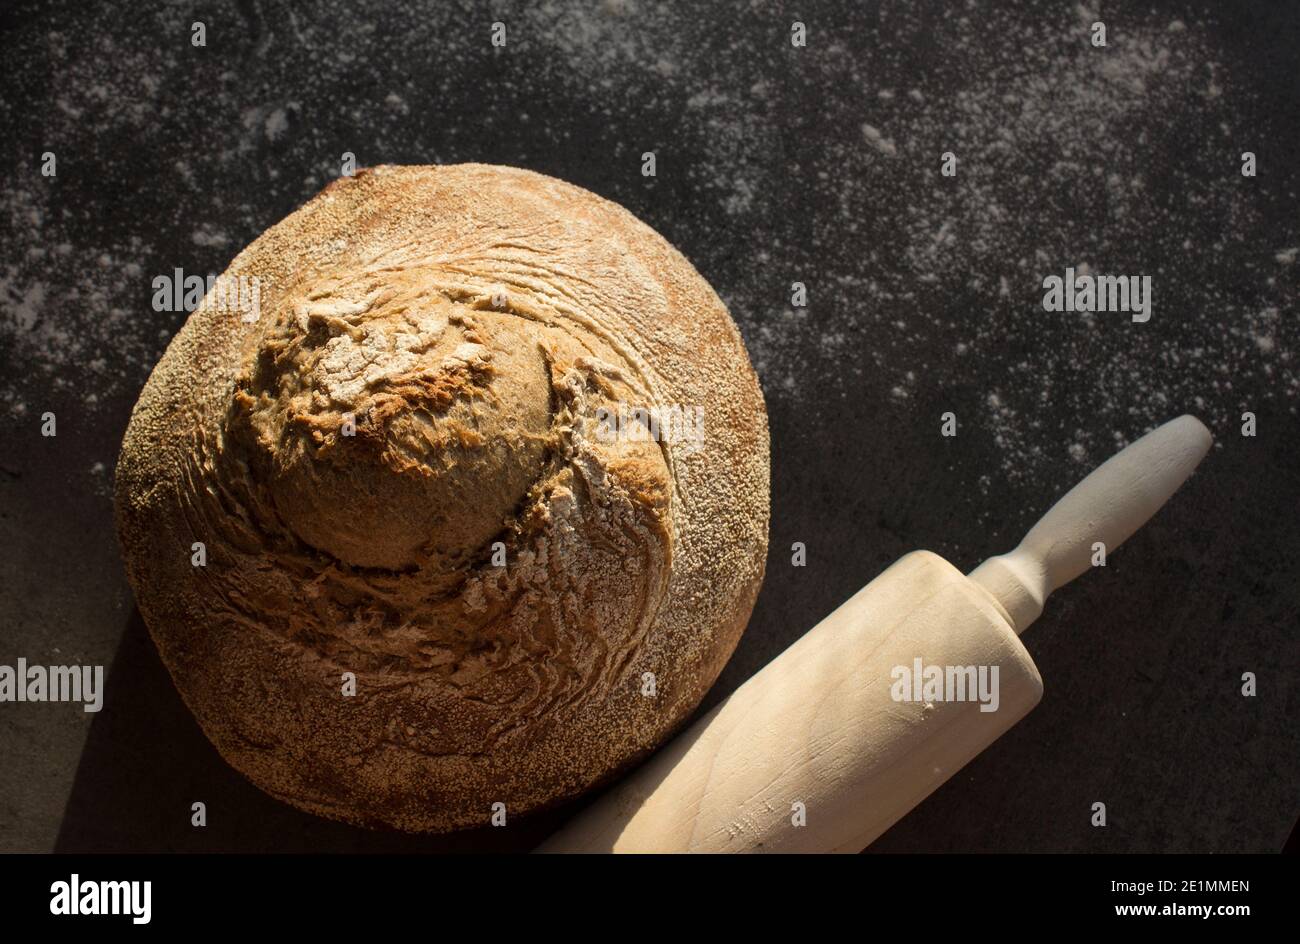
[540,551,1040,853]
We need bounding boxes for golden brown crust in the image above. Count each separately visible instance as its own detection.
[114,164,769,832]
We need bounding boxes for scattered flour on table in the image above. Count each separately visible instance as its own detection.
[514,1,1298,480]
[0,0,1294,489]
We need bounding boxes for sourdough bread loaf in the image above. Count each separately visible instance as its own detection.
[114,164,769,832]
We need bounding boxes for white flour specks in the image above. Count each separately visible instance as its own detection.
[0,0,1293,502]
[862,124,898,157]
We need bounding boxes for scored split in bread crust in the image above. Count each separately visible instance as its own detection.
[114,164,770,832]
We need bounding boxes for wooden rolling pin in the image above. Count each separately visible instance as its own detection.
[540,415,1212,853]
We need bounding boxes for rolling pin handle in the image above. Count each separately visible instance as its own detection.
[969,415,1212,635]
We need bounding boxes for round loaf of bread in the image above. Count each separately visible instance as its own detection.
[114,164,769,832]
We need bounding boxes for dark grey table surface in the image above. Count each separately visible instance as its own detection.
[1,0,1296,853]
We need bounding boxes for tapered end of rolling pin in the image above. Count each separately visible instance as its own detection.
[969,415,1212,635]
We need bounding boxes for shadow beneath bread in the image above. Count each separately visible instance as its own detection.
[53,608,569,853]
